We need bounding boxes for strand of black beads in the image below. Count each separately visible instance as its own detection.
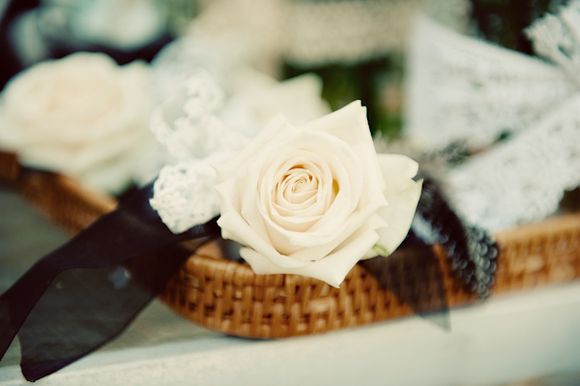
[465,225,498,298]
[414,177,498,298]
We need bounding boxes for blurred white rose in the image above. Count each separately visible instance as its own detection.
[222,71,330,137]
[0,53,155,193]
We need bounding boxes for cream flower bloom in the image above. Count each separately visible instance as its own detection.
[0,53,154,193]
[148,71,330,233]
[216,101,422,287]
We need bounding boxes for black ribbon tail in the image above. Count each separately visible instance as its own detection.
[0,184,219,381]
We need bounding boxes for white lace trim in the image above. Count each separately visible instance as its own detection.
[149,72,247,233]
[406,2,580,230]
[446,96,580,230]
[405,15,576,151]
[526,1,580,87]
[149,160,220,233]
[150,36,252,102]
[149,72,246,162]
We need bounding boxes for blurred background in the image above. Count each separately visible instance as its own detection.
[1,0,576,220]
[0,0,568,137]
[1,1,580,385]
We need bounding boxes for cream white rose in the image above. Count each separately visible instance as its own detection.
[216,101,422,287]
[148,71,330,234]
[0,53,154,193]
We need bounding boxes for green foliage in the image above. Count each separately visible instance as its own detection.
[284,55,405,138]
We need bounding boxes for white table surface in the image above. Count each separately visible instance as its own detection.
[1,190,580,386]
[2,284,580,386]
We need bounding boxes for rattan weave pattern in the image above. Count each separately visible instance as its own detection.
[2,156,579,338]
[160,217,580,338]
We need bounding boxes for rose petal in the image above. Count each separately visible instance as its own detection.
[217,212,308,269]
[369,154,422,257]
[241,224,379,287]
[378,154,419,188]
[301,100,386,207]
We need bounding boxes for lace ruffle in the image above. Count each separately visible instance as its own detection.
[149,72,245,162]
[406,3,580,230]
[148,73,245,233]
[149,160,221,233]
[406,15,575,151]
[446,96,580,230]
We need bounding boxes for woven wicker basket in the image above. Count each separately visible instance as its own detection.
[2,152,580,338]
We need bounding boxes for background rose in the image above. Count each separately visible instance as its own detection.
[221,71,330,137]
[0,53,155,193]
[217,101,422,286]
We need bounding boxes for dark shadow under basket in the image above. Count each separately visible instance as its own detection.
[2,154,580,338]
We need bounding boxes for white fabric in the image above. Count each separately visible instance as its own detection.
[188,0,469,68]
[446,96,580,230]
[149,161,221,233]
[285,0,418,65]
[149,73,242,162]
[406,15,575,151]
[526,1,580,88]
[285,0,470,65]
[150,36,253,102]
[148,74,244,232]
[406,2,580,230]
[187,0,285,75]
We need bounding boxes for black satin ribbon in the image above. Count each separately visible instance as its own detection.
[0,175,497,381]
[0,183,219,381]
